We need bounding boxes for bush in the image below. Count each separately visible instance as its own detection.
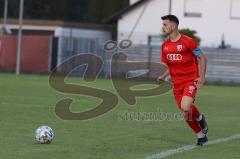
[179,28,201,44]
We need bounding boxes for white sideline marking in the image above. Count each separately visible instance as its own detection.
[145,134,240,159]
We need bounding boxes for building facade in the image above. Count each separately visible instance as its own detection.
[116,0,240,48]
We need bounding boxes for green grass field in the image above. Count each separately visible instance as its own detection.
[0,73,240,159]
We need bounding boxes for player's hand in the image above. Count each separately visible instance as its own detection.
[157,76,165,84]
[194,77,205,89]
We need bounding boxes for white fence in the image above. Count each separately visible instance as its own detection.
[126,45,240,83]
[56,36,240,83]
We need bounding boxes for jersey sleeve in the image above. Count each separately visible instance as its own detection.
[187,38,203,56]
[187,38,198,52]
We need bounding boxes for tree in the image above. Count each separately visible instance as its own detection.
[24,0,67,20]
[0,0,129,23]
[179,28,201,44]
[66,0,88,22]
[88,0,129,23]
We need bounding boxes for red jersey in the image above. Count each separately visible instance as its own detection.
[161,34,199,84]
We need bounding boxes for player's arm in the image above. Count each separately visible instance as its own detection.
[193,48,207,88]
[157,63,169,84]
[158,45,170,84]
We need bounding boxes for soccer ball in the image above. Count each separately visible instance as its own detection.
[35,126,54,144]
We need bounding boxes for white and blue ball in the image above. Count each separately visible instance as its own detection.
[35,126,54,144]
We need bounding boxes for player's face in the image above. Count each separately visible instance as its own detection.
[162,20,175,35]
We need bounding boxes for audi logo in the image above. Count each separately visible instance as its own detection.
[167,54,182,61]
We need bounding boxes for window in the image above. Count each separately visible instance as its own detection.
[184,0,202,17]
[230,0,240,19]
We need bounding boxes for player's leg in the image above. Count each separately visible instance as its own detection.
[181,96,202,133]
[198,113,208,134]
[182,82,208,133]
[173,89,202,134]
[181,96,202,122]
[182,82,208,146]
[173,84,207,146]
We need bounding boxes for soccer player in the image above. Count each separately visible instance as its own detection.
[157,15,208,146]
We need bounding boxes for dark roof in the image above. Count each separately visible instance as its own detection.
[103,0,148,24]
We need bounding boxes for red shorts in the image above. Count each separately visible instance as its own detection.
[173,82,197,109]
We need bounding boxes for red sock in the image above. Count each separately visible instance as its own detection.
[185,119,202,133]
[190,105,201,120]
[184,111,201,134]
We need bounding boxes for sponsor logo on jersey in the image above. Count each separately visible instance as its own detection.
[167,54,182,61]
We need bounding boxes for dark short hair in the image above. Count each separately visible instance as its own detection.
[161,15,179,25]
